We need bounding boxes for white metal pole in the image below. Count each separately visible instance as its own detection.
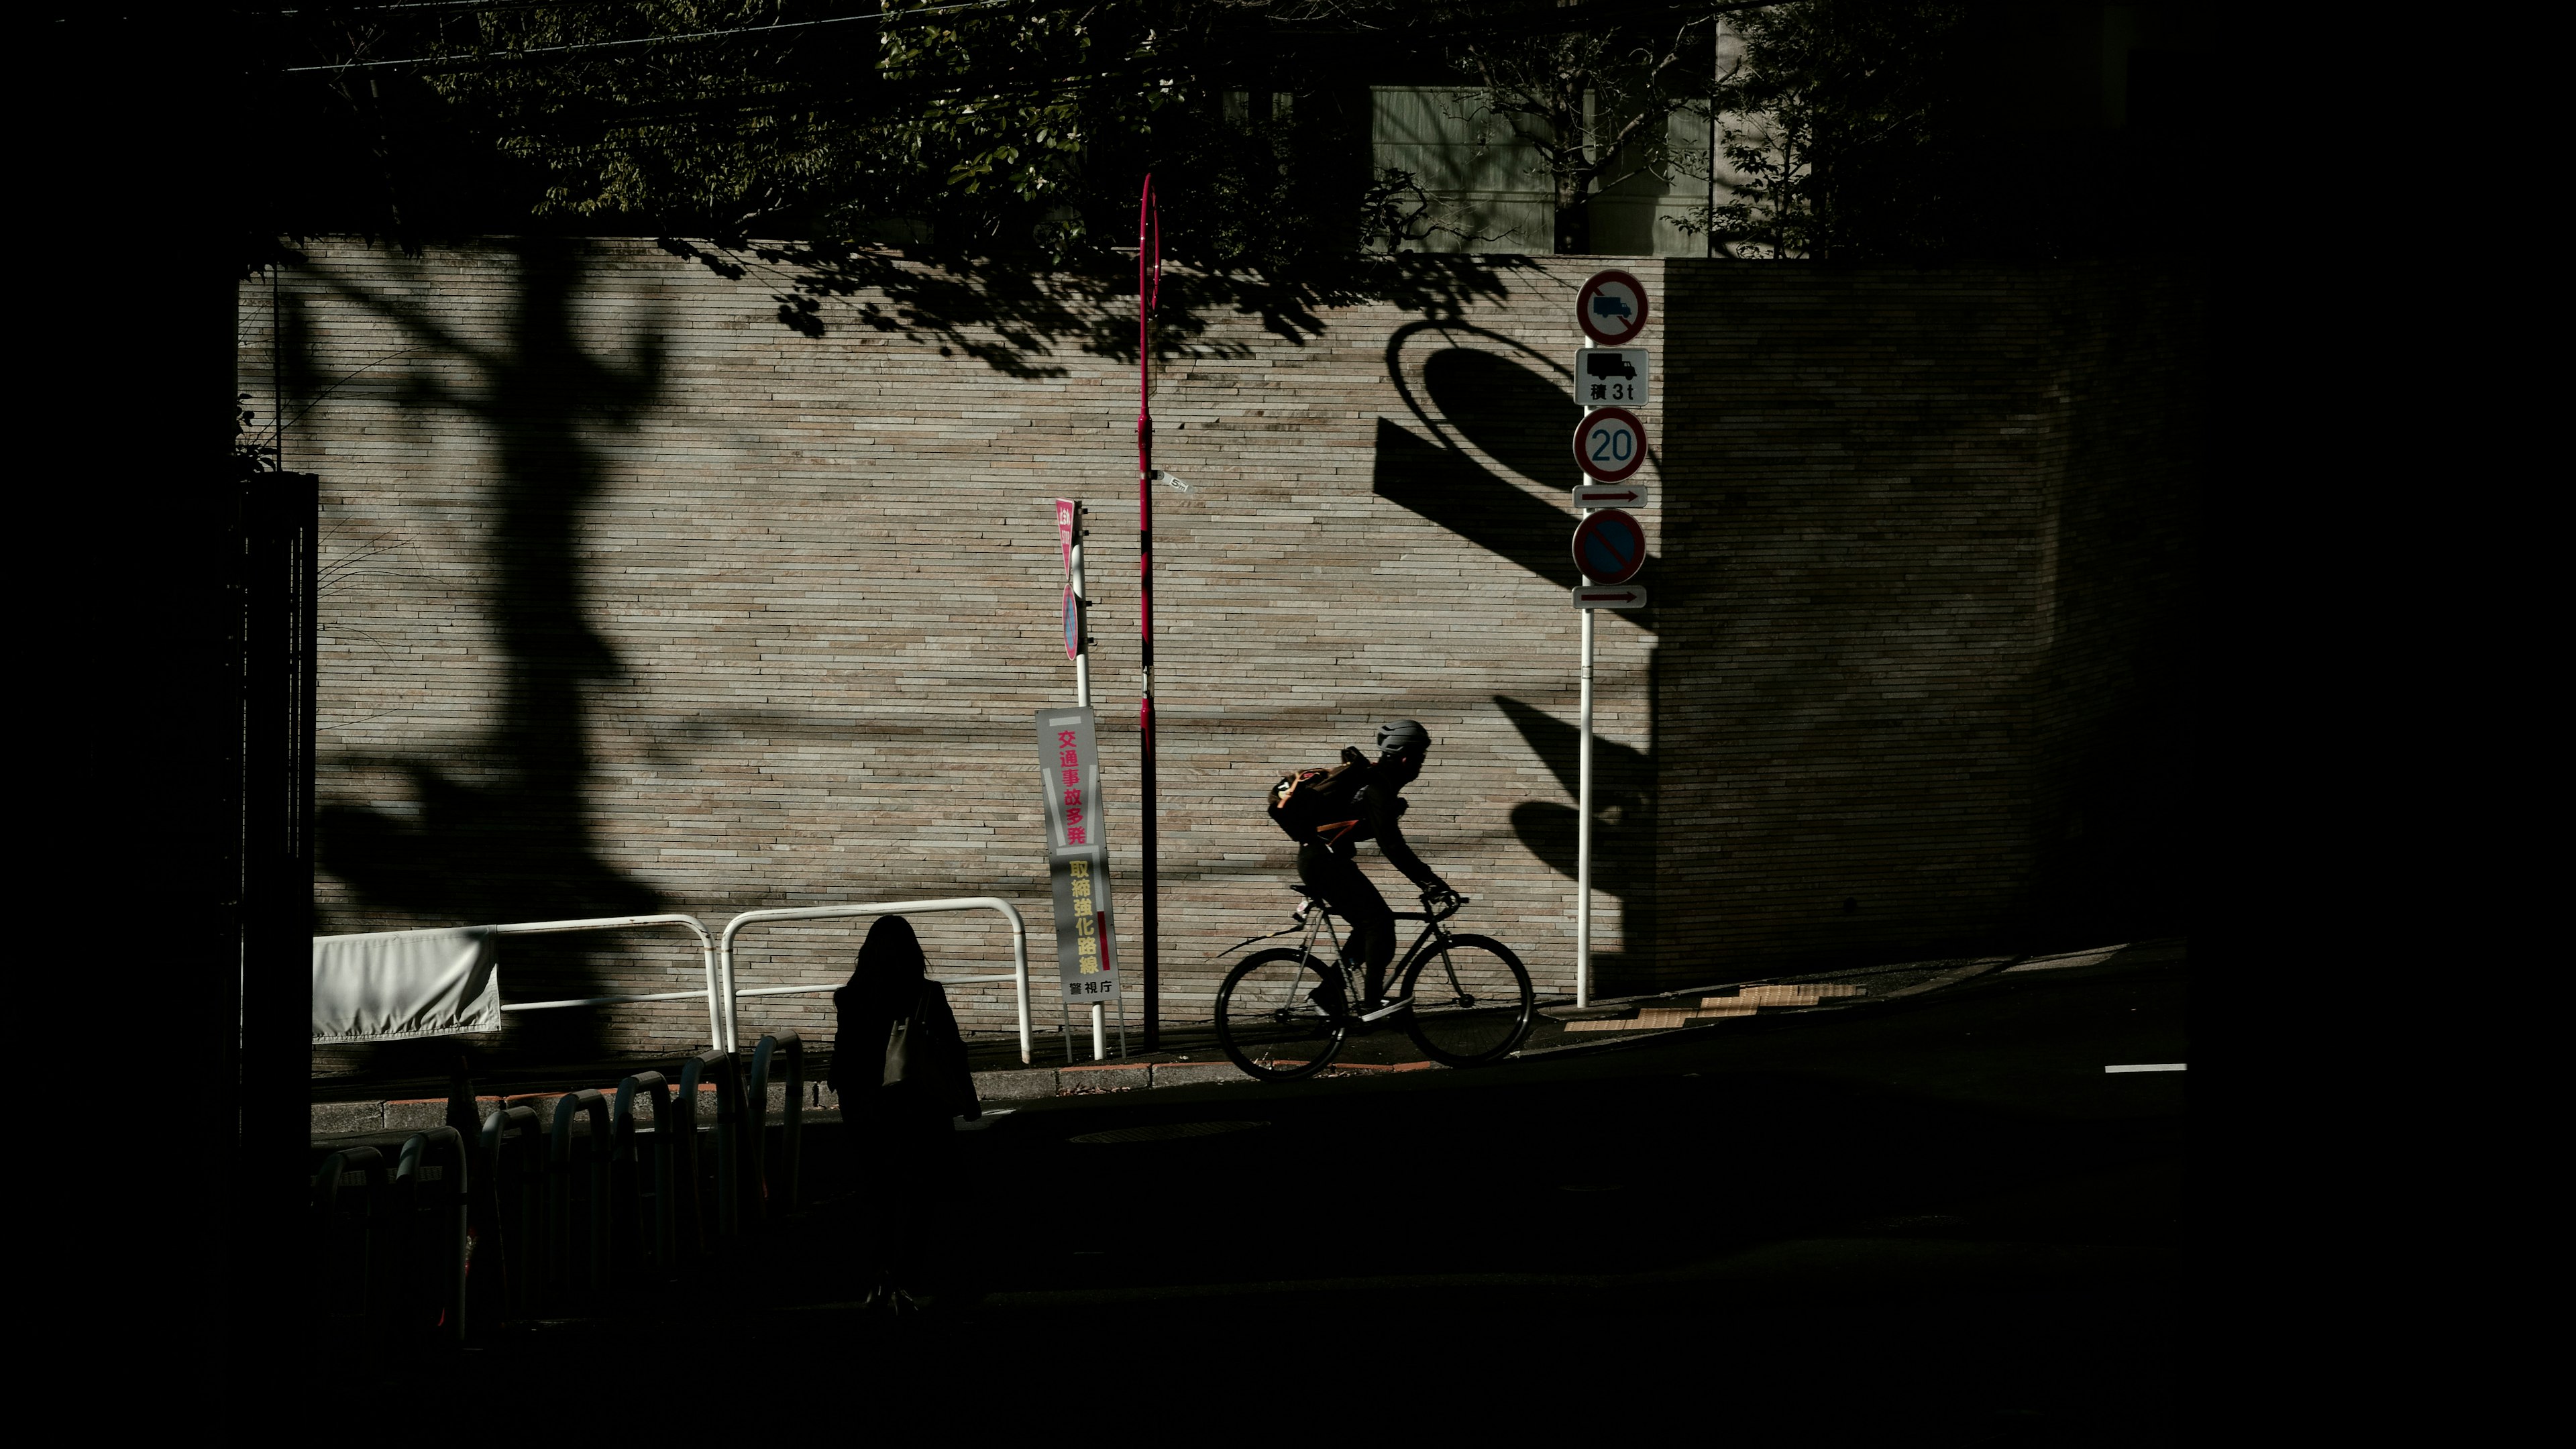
[1069,508,1106,1063]
[1578,557,1595,1009]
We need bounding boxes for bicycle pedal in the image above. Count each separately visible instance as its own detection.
[1356,996,1412,1022]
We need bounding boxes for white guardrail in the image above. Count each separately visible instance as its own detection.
[718,898,1032,1064]
[325,899,1035,1065]
[490,914,724,1044]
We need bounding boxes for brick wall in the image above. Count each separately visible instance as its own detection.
[252,240,2193,1071]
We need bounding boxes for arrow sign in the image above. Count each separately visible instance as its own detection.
[1573,484,1652,508]
[1576,269,1650,345]
[1573,584,1648,610]
[1571,508,1648,585]
[1572,406,1648,483]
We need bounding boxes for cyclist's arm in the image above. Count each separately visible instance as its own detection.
[1365,790,1446,894]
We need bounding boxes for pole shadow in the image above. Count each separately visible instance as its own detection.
[1493,694,1658,994]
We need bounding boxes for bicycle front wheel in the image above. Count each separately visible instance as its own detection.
[1216,948,1348,1083]
[1400,934,1535,1067]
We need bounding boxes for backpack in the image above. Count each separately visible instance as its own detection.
[1266,746,1372,845]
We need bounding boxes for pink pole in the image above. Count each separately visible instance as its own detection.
[1136,176,1161,1051]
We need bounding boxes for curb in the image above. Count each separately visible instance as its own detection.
[311,1057,1392,1136]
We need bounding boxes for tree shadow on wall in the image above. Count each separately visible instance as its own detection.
[304,239,667,1071]
[1495,696,1656,995]
[1370,332,1658,632]
[655,238,1525,378]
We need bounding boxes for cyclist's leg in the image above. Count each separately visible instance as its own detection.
[1294,844,1357,1010]
[1311,853,1396,1001]
[1297,845,1398,1002]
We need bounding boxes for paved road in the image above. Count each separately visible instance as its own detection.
[346,948,2185,1442]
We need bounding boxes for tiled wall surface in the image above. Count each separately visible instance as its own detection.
[254,241,2192,1069]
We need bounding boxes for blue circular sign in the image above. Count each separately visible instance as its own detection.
[1063,586,1082,659]
[1571,508,1647,585]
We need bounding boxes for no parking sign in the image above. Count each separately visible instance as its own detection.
[1570,508,1647,584]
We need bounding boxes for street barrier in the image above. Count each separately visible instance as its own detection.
[313,1144,388,1336]
[393,1128,470,1345]
[476,1105,543,1319]
[486,914,725,1050]
[674,1049,745,1252]
[613,1071,677,1269]
[720,897,1033,1061]
[547,1091,612,1292]
[748,1032,806,1218]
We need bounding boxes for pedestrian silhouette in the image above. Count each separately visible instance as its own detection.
[828,915,979,1313]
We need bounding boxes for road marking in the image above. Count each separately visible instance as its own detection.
[2104,1063,2185,1073]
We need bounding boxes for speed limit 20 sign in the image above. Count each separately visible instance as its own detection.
[1571,406,1648,483]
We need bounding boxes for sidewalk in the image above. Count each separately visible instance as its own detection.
[309,941,2183,1137]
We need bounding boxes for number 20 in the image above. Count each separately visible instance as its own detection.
[1589,426,1633,464]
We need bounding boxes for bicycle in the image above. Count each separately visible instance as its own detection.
[1211,886,1536,1082]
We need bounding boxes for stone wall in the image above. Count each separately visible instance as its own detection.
[250,240,2193,1071]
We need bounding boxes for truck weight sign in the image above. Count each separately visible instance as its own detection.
[1576,348,1649,407]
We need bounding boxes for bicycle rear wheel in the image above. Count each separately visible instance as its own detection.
[1400,934,1535,1067]
[1215,948,1348,1083]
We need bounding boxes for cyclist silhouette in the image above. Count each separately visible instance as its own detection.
[1295,719,1458,1017]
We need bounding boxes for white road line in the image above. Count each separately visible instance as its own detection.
[2104,1063,2186,1073]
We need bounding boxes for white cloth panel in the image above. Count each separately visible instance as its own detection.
[312,927,502,1043]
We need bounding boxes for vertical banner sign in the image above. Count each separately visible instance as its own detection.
[1048,847,1120,1002]
[1035,708,1120,1002]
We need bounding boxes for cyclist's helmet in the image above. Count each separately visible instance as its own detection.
[1376,719,1432,755]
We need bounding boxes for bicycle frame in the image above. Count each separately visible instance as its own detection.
[1267,894,1461,1000]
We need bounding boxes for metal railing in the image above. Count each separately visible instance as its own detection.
[313,1144,388,1336]
[547,1091,612,1292]
[393,1128,470,1345]
[613,1071,677,1269]
[476,1105,543,1319]
[491,914,724,1049]
[747,1032,805,1218]
[718,898,1032,1062]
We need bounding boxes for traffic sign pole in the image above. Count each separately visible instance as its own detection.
[1578,570,1594,1008]
[1571,271,1653,1007]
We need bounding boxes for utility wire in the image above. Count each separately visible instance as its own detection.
[281,0,1021,73]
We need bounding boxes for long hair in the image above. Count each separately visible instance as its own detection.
[835,914,926,1022]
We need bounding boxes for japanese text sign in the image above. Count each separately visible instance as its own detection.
[1047,845,1122,1002]
[1034,706,1105,851]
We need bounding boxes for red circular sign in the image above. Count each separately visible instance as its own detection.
[1570,508,1648,584]
[1571,406,1648,482]
[1576,269,1650,345]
